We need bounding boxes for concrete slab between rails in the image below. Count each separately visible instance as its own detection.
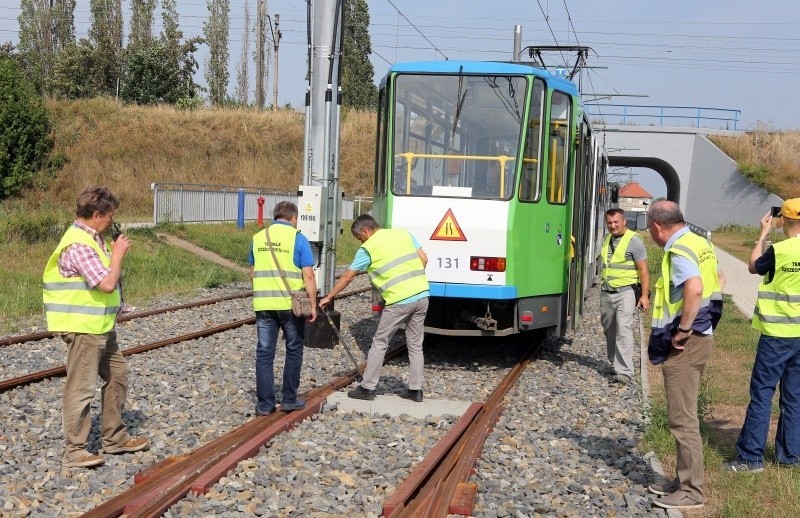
[326,391,473,419]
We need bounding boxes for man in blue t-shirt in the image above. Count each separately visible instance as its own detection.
[319,214,429,402]
[249,201,317,415]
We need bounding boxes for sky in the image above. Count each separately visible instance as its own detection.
[2,0,799,198]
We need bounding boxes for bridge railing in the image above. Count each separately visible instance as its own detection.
[584,104,741,131]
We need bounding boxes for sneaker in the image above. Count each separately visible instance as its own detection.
[652,490,705,510]
[281,399,306,411]
[255,407,276,416]
[612,374,632,384]
[347,385,376,400]
[723,458,764,473]
[647,480,679,496]
[63,451,105,468]
[400,389,423,402]
[103,436,150,454]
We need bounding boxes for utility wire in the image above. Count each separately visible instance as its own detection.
[384,0,447,60]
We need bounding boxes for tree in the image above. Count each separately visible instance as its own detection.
[89,0,124,96]
[129,0,157,48]
[203,0,230,106]
[0,55,53,199]
[122,39,188,104]
[342,0,376,110]
[158,0,203,102]
[17,0,76,93]
[234,0,250,105]
[50,39,103,99]
[52,0,76,52]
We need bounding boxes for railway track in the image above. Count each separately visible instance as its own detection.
[0,286,370,392]
[79,339,539,517]
[1,287,658,516]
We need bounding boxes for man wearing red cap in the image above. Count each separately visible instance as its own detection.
[724,198,800,472]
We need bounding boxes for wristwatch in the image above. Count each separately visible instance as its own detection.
[677,325,692,333]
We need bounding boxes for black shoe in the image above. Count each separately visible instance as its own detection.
[400,389,423,402]
[347,385,376,400]
[281,399,306,411]
[255,407,275,416]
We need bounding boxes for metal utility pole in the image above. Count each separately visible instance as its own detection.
[267,13,281,108]
[255,0,266,109]
[297,0,343,347]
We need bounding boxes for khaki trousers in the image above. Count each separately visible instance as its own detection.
[62,331,131,460]
[661,332,714,501]
[362,297,428,390]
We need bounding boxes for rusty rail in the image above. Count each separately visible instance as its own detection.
[0,292,253,347]
[1,286,370,393]
[81,344,405,518]
[384,341,540,517]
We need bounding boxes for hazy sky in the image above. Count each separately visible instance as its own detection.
[2,0,799,196]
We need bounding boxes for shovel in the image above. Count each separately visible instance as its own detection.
[321,307,363,381]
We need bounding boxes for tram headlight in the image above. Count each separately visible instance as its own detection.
[469,256,506,272]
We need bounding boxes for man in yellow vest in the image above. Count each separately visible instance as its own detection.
[319,214,429,402]
[645,201,722,510]
[724,199,800,472]
[599,208,650,384]
[43,187,149,468]
[250,201,317,415]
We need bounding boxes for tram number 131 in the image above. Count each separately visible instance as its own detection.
[436,257,459,269]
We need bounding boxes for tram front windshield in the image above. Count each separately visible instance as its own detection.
[391,74,527,199]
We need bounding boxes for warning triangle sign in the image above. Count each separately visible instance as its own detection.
[430,208,467,241]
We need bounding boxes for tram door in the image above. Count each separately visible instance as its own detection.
[568,120,594,330]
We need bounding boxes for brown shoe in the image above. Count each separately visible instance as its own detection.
[652,490,704,510]
[647,479,679,496]
[63,451,105,468]
[104,436,150,454]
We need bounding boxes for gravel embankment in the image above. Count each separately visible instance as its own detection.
[0,282,662,517]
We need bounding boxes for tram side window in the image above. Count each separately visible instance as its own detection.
[520,79,544,202]
[375,87,388,196]
[547,91,571,204]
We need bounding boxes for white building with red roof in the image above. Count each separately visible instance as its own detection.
[617,181,653,213]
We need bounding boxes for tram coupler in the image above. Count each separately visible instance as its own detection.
[471,316,498,331]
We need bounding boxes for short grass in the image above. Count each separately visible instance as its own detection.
[712,223,786,264]
[163,220,363,268]
[641,237,800,517]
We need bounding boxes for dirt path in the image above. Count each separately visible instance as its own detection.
[157,233,250,275]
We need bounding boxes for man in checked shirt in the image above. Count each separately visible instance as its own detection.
[43,187,149,468]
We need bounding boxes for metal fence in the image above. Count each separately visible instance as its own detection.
[584,104,741,131]
[152,183,372,225]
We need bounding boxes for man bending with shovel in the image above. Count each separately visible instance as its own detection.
[319,214,429,402]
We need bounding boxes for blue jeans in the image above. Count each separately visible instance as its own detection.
[736,335,800,465]
[255,310,305,414]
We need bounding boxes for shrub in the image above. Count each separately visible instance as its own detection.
[0,55,54,199]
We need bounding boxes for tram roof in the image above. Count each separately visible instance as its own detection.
[387,60,579,95]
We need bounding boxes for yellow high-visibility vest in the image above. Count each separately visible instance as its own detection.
[361,228,428,305]
[43,226,120,334]
[753,237,800,337]
[252,224,303,311]
[600,230,639,289]
[651,230,721,331]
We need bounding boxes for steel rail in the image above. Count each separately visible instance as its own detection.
[0,270,369,347]
[385,341,540,517]
[81,345,405,518]
[0,286,371,393]
[0,292,253,347]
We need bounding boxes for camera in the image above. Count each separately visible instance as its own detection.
[771,206,782,218]
[110,222,122,241]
